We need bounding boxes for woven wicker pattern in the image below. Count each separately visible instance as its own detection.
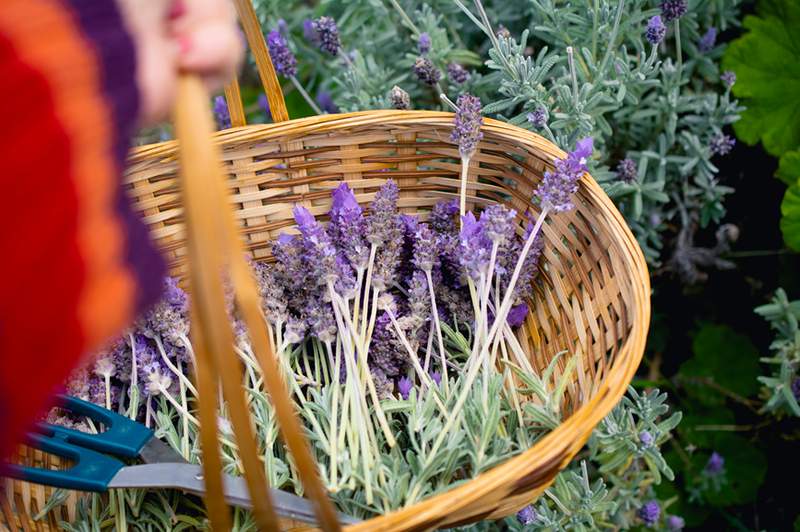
[3,110,649,530]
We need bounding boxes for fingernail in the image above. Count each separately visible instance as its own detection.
[178,35,191,55]
[169,0,186,20]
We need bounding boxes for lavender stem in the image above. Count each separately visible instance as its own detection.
[290,75,323,114]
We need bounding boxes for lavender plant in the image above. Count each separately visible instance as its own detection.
[754,289,800,417]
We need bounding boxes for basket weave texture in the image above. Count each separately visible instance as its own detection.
[2,0,649,527]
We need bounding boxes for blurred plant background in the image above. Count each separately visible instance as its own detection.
[130,0,800,529]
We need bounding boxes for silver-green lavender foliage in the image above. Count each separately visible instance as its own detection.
[254,0,742,272]
[755,289,800,417]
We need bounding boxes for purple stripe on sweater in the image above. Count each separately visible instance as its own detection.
[59,0,165,312]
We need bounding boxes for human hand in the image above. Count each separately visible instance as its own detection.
[117,0,244,125]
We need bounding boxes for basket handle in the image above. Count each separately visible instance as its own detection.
[226,0,290,124]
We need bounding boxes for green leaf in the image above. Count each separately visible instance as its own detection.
[722,0,800,156]
[780,180,800,251]
[679,324,761,405]
[777,150,800,185]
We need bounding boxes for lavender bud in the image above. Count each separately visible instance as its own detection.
[666,515,685,531]
[213,96,231,129]
[616,158,638,183]
[698,27,717,53]
[330,183,369,269]
[659,0,687,23]
[450,94,483,158]
[371,312,407,378]
[397,376,413,400]
[705,451,725,475]
[645,15,666,45]
[516,505,536,525]
[413,57,441,86]
[459,212,492,281]
[306,300,338,344]
[639,430,654,447]
[526,107,548,129]
[316,91,339,114]
[496,25,511,40]
[638,500,660,527]
[312,16,340,55]
[447,63,470,85]
[267,29,297,77]
[367,180,401,245]
[254,263,289,324]
[417,32,431,55]
[389,85,411,110]
[721,70,737,88]
[429,371,442,387]
[480,204,516,244]
[303,19,319,44]
[430,199,459,234]
[293,206,339,286]
[507,303,528,328]
[284,316,307,344]
[709,133,735,156]
[535,137,592,213]
[412,224,439,272]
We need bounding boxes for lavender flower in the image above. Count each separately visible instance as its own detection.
[276,18,288,36]
[404,270,430,337]
[516,505,536,525]
[430,371,442,386]
[389,85,410,110]
[792,377,800,400]
[721,70,737,88]
[417,32,431,55]
[507,303,528,327]
[413,224,439,272]
[705,451,725,475]
[638,500,660,527]
[141,278,189,346]
[503,219,544,302]
[709,133,735,156]
[316,91,339,114]
[526,107,548,129]
[293,206,338,286]
[698,27,717,53]
[660,0,687,23]
[397,376,413,400]
[272,233,308,295]
[312,17,340,55]
[284,316,307,344]
[666,515,685,531]
[413,57,441,86]
[459,212,492,280]
[481,204,516,244]
[447,63,470,85]
[639,430,654,447]
[303,19,319,45]
[258,94,271,121]
[430,199,459,234]
[368,181,403,290]
[330,183,369,269]
[616,158,638,183]
[535,137,593,213]
[255,263,289,324]
[213,96,231,129]
[645,16,666,45]
[267,29,297,77]
[371,312,407,379]
[305,299,338,344]
[451,94,483,158]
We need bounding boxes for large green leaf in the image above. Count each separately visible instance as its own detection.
[781,180,800,250]
[679,324,761,405]
[722,0,800,156]
[777,150,800,185]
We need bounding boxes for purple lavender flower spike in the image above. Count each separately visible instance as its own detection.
[284,316,307,344]
[507,303,528,328]
[516,505,536,525]
[293,206,339,286]
[254,263,289,324]
[413,57,441,86]
[506,219,544,302]
[527,107,548,129]
[316,91,339,114]
[312,17,340,55]
[429,371,442,387]
[721,70,737,88]
[638,500,660,527]
[666,515,685,531]
[267,29,297,77]
[451,94,483,159]
[639,430,654,446]
[660,0,687,23]
[459,212,492,281]
[447,63,470,85]
[368,181,403,290]
[698,27,717,53]
[213,96,231,129]
[305,299,338,344]
[371,312,408,378]
[535,137,593,213]
[332,182,361,216]
[645,15,666,45]
[303,19,319,44]
[389,86,411,110]
[397,376,413,400]
[417,32,431,55]
[430,199,459,234]
[616,158,638,183]
[709,133,735,156]
[705,451,724,475]
[413,224,439,272]
[481,204,516,244]
[276,18,288,36]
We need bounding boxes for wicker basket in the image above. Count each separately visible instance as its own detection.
[2,1,650,529]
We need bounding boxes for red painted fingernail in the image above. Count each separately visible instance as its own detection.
[169,0,186,20]
[179,35,191,55]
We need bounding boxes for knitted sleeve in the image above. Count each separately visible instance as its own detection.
[0,0,165,464]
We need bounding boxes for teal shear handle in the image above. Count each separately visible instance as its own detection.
[3,395,154,492]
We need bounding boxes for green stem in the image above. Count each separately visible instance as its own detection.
[290,75,323,114]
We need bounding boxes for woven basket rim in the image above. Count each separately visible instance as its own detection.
[128,109,651,529]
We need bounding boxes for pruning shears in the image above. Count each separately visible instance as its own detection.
[3,394,359,526]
